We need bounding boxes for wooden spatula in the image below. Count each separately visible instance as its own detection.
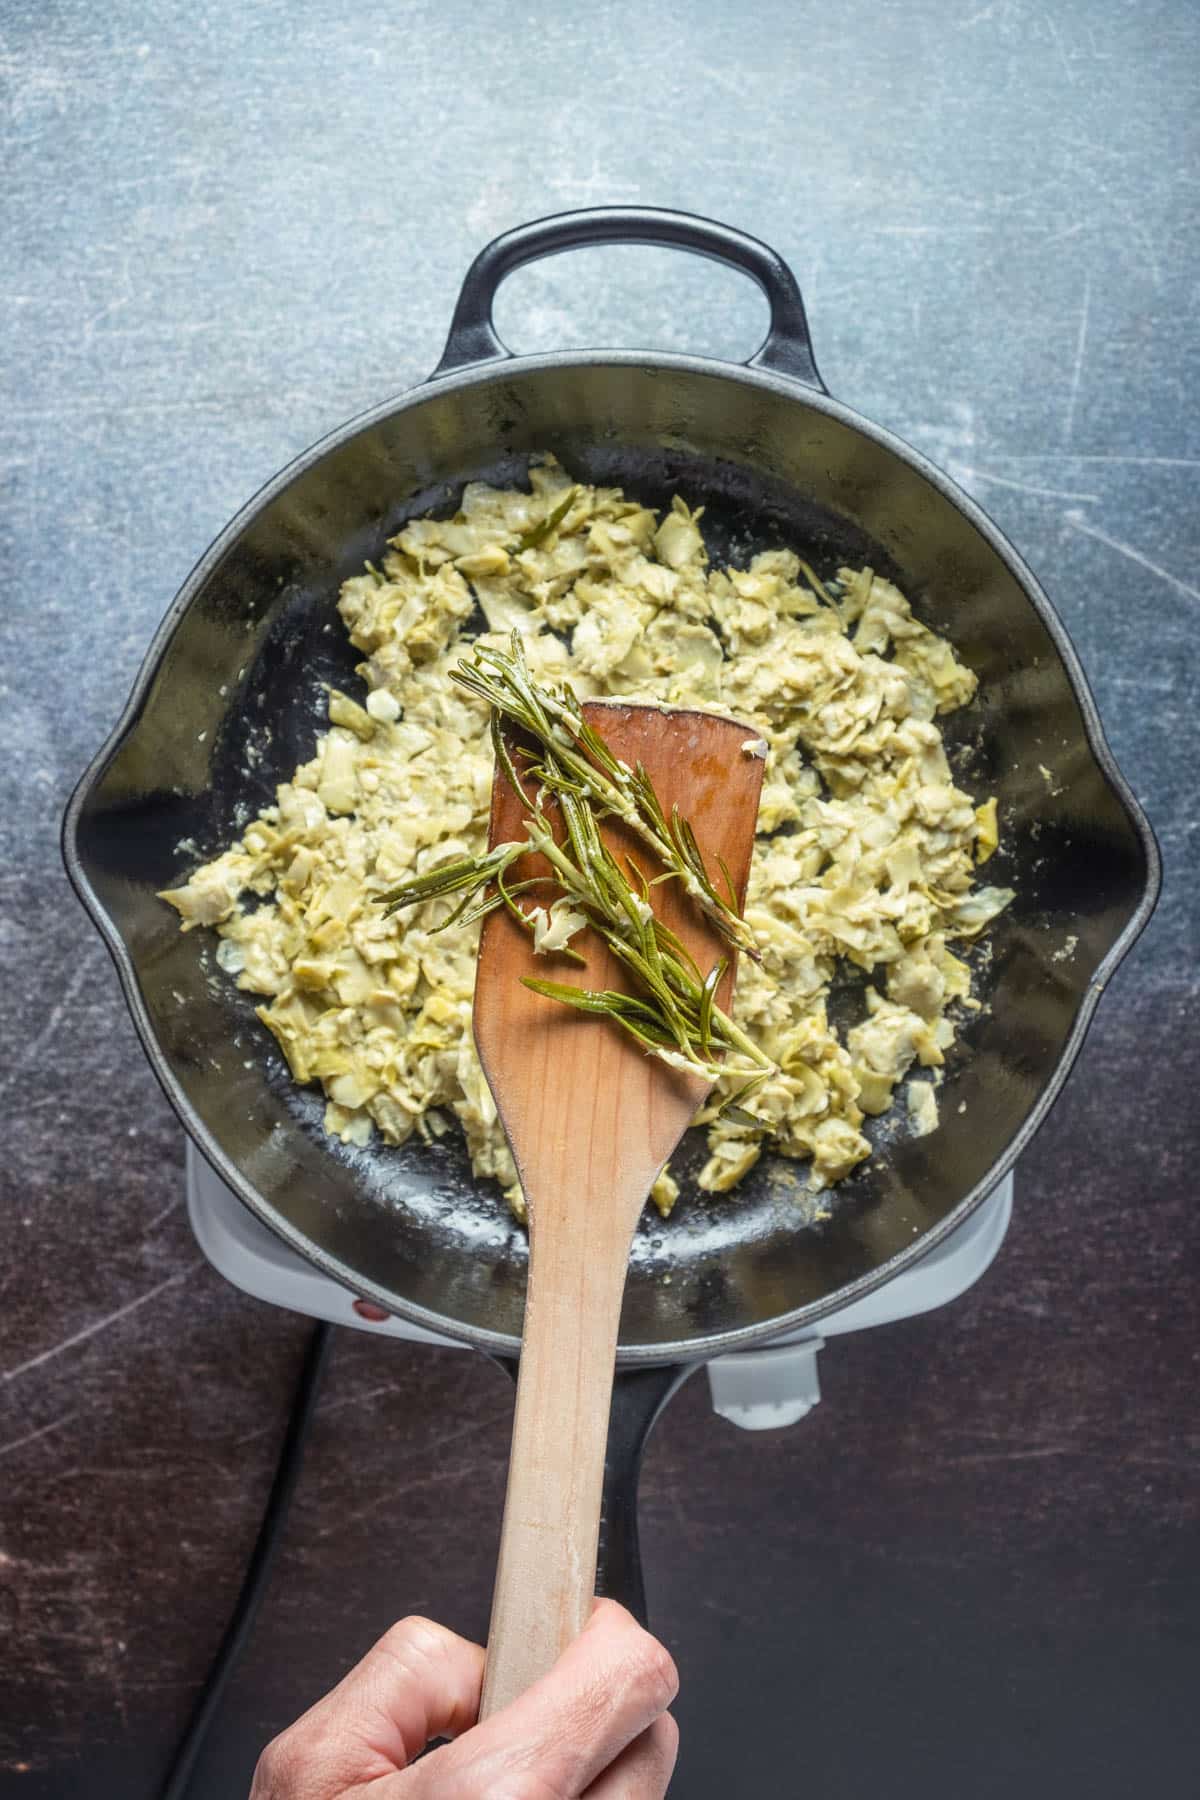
[473,699,765,1715]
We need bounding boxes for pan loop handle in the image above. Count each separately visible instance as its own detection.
[430,206,825,391]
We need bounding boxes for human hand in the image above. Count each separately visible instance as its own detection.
[249,1597,679,1798]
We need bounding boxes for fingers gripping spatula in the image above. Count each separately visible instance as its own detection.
[472,701,765,1714]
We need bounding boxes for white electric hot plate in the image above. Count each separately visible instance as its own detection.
[187,1143,1012,1432]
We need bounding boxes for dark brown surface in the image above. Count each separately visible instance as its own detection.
[4,0,1198,1794]
[3,952,1196,1795]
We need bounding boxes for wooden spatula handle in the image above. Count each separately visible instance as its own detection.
[480,1195,633,1717]
[473,703,765,1718]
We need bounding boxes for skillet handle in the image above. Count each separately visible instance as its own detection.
[493,1358,696,1627]
[430,206,824,391]
[596,1363,697,1624]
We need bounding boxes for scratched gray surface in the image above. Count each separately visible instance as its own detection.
[2,1,1198,1795]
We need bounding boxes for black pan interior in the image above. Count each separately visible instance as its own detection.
[69,358,1153,1356]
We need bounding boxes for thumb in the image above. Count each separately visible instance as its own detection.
[251,1616,483,1797]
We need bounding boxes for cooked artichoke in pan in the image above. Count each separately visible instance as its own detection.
[163,457,1011,1220]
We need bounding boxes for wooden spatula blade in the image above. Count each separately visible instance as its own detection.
[473,700,764,1715]
[475,702,763,1195]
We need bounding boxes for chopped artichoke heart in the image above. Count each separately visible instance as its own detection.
[328,689,376,741]
[317,733,358,814]
[974,796,999,863]
[650,1169,681,1218]
[163,455,1011,1214]
[907,1080,940,1138]
[530,898,589,956]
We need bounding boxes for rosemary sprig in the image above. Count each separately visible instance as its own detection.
[450,633,758,960]
[376,842,588,966]
[374,644,774,1100]
[519,809,768,1084]
[377,841,525,916]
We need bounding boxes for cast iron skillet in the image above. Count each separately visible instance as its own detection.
[64,208,1158,1611]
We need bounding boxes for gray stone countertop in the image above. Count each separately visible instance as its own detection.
[2,1,1196,1794]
